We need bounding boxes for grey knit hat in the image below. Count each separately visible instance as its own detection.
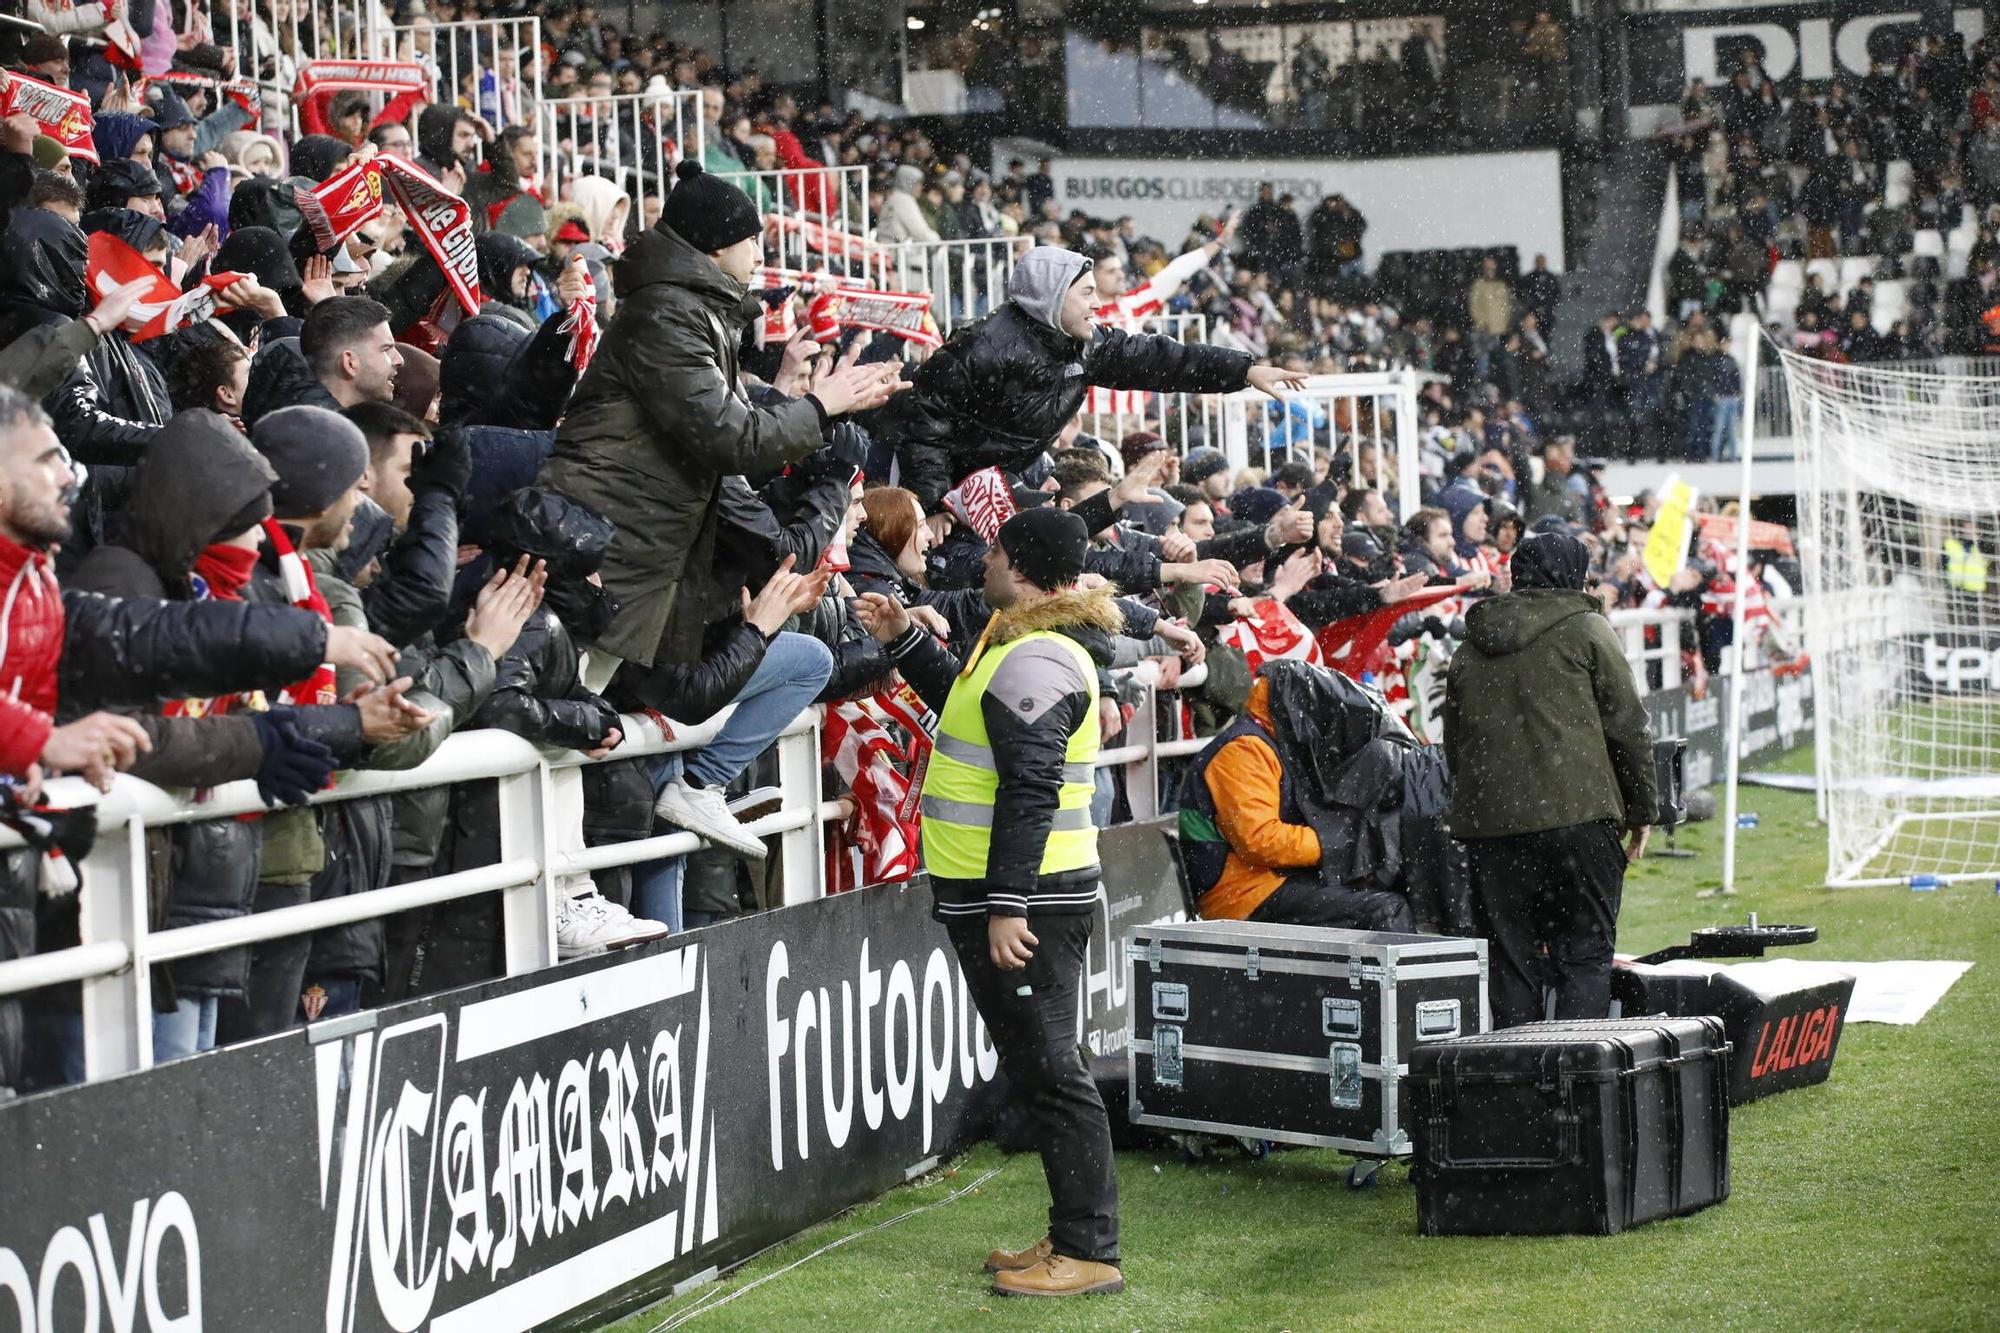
[252,405,369,516]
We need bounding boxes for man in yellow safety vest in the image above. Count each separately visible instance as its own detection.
[855,506,1126,1300]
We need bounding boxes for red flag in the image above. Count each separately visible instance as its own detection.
[1314,584,1462,682]
[1214,598,1323,676]
[1,72,97,166]
[85,232,246,342]
[821,701,920,888]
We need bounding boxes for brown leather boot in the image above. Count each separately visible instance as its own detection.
[984,1236,1053,1273]
[991,1254,1125,1297]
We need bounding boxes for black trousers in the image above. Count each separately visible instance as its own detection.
[215,881,312,1043]
[1250,874,1414,932]
[944,909,1118,1265]
[1465,821,1627,1029]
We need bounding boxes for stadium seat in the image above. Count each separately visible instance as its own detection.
[1912,229,1945,259]
[1884,160,1912,207]
[1805,257,1840,292]
[1838,256,1874,295]
[1871,279,1909,332]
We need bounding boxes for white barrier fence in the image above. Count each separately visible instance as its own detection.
[541,89,705,213]
[738,166,876,273]
[1220,370,1425,523]
[0,603,1708,1087]
[884,236,1024,337]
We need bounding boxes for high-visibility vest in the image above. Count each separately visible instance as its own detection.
[1945,537,1989,594]
[920,629,1100,881]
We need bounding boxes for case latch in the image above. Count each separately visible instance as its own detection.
[1245,947,1260,981]
[1329,1041,1363,1109]
[1154,1025,1183,1087]
[1152,981,1189,1022]
[1144,937,1161,970]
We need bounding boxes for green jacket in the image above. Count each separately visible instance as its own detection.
[538,224,825,668]
[1441,589,1657,839]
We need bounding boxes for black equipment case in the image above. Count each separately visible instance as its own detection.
[1406,1017,1732,1235]
[1613,960,1854,1105]
[1127,920,1488,1158]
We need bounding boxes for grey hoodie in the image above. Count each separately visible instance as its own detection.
[1006,246,1092,333]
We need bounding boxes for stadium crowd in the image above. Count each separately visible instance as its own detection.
[0,0,1799,1099]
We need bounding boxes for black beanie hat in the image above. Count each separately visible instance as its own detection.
[1511,532,1592,592]
[252,406,369,516]
[997,507,1090,591]
[658,160,763,256]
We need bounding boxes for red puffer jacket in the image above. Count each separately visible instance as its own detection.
[0,534,62,774]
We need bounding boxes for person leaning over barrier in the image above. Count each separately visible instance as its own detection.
[854,507,1126,1300]
[1441,531,1658,1029]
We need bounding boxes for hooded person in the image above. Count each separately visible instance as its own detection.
[422,487,667,985]
[1441,531,1658,1028]
[437,309,578,431]
[226,176,303,239]
[83,157,165,219]
[474,231,541,322]
[414,105,478,181]
[214,225,304,339]
[1177,658,1418,930]
[286,134,354,185]
[875,162,939,245]
[567,174,630,255]
[537,159,901,674]
[886,245,1290,512]
[63,410,343,1058]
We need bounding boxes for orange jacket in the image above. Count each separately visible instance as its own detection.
[1197,677,1321,920]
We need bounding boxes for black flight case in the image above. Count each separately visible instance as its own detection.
[1406,1016,1732,1235]
[1126,920,1489,1171]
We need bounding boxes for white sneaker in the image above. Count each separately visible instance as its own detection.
[654,777,768,859]
[557,893,673,958]
[596,897,672,946]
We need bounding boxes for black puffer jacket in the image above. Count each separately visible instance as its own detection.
[888,247,1253,510]
[242,336,340,427]
[438,312,578,430]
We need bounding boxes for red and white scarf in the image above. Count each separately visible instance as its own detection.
[558,263,600,371]
[263,520,339,707]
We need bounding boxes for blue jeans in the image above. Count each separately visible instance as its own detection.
[634,632,834,928]
[152,995,218,1063]
[1711,395,1742,460]
[1683,399,1713,461]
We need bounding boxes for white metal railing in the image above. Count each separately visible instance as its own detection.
[1219,370,1424,523]
[0,705,825,1082]
[541,90,704,212]
[0,586,1744,1088]
[1081,313,1218,452]
[884,236,1026,337]
[1611,607,1688,690]
[742,166,875,273]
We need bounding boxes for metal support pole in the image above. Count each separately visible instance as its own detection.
[1720,315,1762,895]
[775,719,825,906]
[496,762,559,974]
[79,817,152,1076]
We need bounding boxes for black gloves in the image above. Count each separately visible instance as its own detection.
[411,425,474,500]
[249,706,337,808]
[826,421,871,470]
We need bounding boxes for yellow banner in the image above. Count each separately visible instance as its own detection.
[1645,475,1698,588]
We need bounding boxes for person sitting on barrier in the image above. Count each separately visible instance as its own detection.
[1176,664,1415,931]
[424,488,669,975]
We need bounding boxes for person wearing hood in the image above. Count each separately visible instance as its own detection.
[1441,532,1658,1029]
[473,230,547,327]
[889,247,1301,513]
[1176,662,1416,931]
[538,161,903,680]
[414,104,483,185]
[851,507,1127,1300]
[437,304,580,431]
[63,410,351,1061]
[876,163,939,245]
[566,174,630,255]
[83,157,165,221]
[285,133,354,185]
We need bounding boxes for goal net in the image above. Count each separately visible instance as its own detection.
[1778,350,2000,886]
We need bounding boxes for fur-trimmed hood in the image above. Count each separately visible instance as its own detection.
[981,585,1124,664]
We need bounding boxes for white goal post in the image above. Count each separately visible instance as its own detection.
[1752,335,2000,887]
